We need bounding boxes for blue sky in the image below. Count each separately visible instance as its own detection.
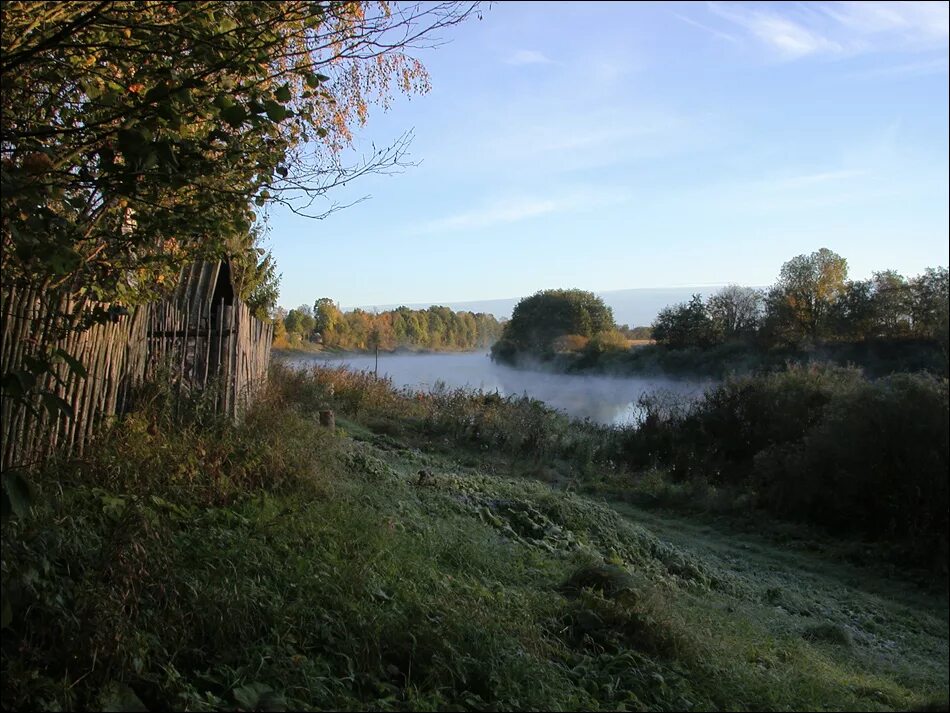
[267,1,949,312]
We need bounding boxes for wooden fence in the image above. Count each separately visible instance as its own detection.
[146,297,273,417]
[1,280,272,471]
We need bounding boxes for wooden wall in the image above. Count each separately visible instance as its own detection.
[1,284,272,470]
[146,297,273,417]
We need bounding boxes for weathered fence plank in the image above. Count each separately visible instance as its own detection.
[1,261,273,470]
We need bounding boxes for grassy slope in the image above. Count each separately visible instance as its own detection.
[2,378,947,711]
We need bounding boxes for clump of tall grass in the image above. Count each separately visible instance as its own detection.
[273,361,624,472]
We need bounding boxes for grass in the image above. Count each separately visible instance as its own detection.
[2,365,947,711]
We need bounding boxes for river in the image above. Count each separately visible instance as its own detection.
[282,351,711,427]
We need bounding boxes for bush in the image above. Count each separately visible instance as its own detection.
[628,364,949,567]
[755,373,949,547]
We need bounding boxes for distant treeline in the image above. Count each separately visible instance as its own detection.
[274,299,504,352]
[492,249,949,377]
[651,249,948,351]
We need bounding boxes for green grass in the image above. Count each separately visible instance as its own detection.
[2,367,947,711]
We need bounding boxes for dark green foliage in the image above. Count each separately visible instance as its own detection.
[586,338,947,379]
[559,563,644,601]
[492,289,616,363]
[283,306,317,340]
[651,294,722,349]
[631,365,949,567]
[754,372,949,544]
[512,252,947,378]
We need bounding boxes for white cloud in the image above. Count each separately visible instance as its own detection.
[709,3,844,58]
[707,1,949,59]
[821,2,949,41]
[749,13,843,57]
[415,199,560,233]
[505,49,554,66]
[775,169,866,188]
[673,12,741,44]
[409,189,631,235]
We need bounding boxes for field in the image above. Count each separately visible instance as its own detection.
[2,365,947,711]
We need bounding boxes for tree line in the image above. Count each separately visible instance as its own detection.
[274,299,504,352]
[489,250,948,374]
[651,249,949,352]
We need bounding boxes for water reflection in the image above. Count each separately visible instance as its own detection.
[284,351,710,427]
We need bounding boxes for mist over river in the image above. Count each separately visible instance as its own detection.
[283,351,711,427]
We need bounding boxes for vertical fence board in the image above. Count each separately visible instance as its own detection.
[2,263,273,470]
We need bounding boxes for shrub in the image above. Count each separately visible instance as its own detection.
[626,364,949,567]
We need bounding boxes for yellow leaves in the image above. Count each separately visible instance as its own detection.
[128,83,145,94]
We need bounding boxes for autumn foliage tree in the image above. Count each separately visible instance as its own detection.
[0,0,477,390]
[279,298,502,352]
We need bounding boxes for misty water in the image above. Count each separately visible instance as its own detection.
[285,351,712,427]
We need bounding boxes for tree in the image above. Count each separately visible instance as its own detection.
[283,306,315,340]
[909,267,949,339]
[2,1,478,399]
[707,285,762,340]
[870,270,912,338]
[491,289,615,361]
[313,297,343,341]
[651,294,721,349]
[829,279,877,341]
[2,2,478,295]
[231,224,280,321]
[772,248,848,341]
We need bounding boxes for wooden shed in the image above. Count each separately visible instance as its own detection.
[147,260,273,417]
[1,260,273,470]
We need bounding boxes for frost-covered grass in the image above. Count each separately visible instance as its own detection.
[2,366,946,711]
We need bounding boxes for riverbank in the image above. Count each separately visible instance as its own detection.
[496,338,949,380]
[272,345,490,360]
[2,365,947,711]
[272,349,710,426]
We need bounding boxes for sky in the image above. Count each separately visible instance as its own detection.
[267,1,950,312]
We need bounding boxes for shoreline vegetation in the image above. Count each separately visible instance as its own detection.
[273,300,504,354]
[489,250,949,381]
[505,337,949,381]
[272,343,494,360]
[3,363,947,711]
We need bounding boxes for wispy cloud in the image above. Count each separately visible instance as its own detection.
[414,199,560,233]
[775,169,866,188]
[709,3,843,58]
[673,12,740,44]
[505,49,554,66]
[707,1,949,59]
[821,2,949,41]
[476,107,694,170]
[409,189,630,235]
[678,165,887,216]
[845,56,949,79]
